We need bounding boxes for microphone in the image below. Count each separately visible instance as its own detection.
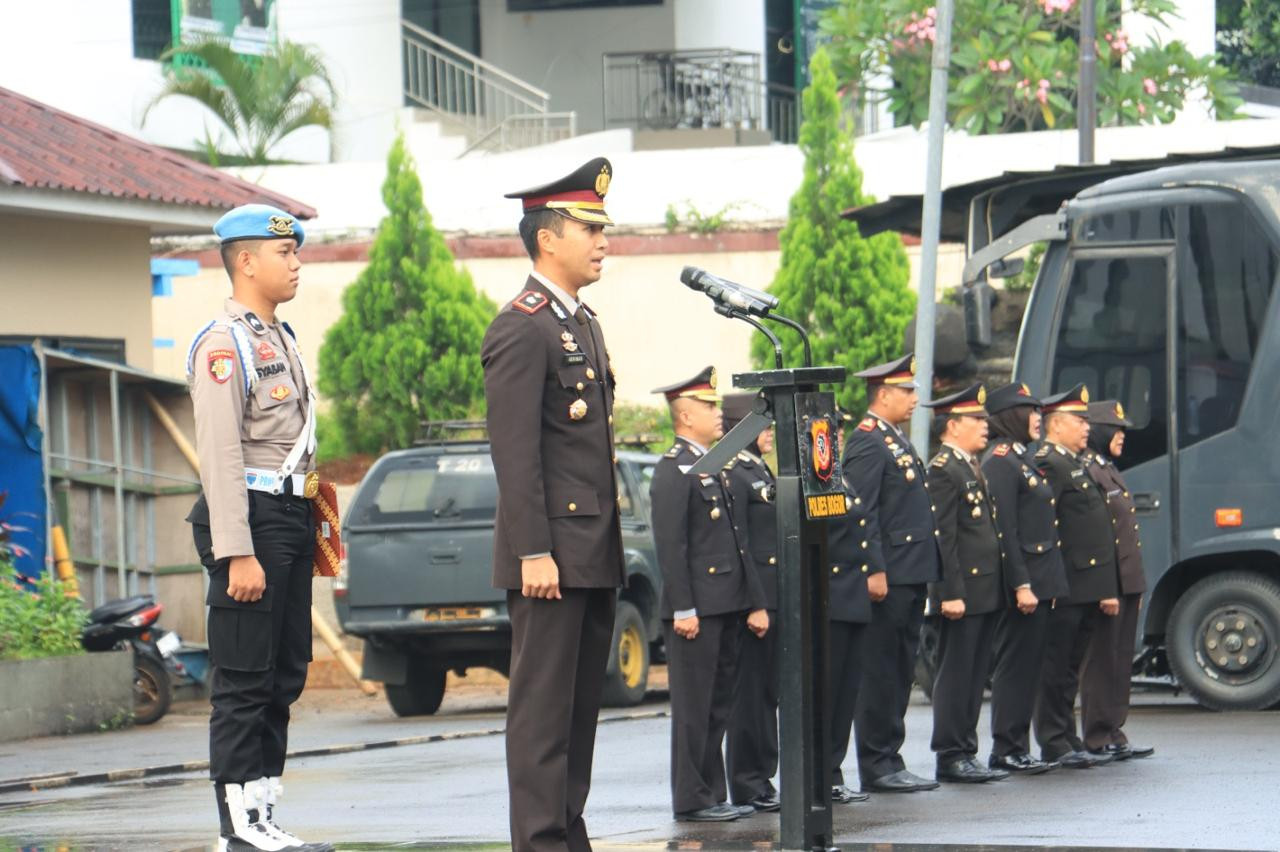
[680,266,779,317]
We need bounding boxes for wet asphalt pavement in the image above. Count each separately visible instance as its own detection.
[0,688,1276,851]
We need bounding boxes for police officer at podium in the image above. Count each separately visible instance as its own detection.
[650,369,769,822]
[845,353,943,793]
[186,204,330,851]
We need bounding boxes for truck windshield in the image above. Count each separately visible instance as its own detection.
[351,454,498,525]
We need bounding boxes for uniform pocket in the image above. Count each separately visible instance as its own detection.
[248,379,300,439]
[887,527,928,546]
[1021,540,1055,555]
[547,486,601,518]
[205,581,274,672]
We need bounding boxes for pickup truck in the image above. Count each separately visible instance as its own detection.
[334,440,664,716]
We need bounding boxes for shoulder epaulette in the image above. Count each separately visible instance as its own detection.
[187,319,257,395]
[857,417,875,432]
[663,444,681,459]
[1034,445,1050,458]
[281,320,297,342]
[1013,442,1026,454]
[511,290,548,315]
[930,452,950,468]
[992,444,1010,457]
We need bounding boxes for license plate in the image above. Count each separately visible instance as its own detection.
[423,607,492,622]
[155,631,182,656]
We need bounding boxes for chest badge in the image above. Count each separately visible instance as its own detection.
[256,342,277,361]
[904,467,916,482]
[569,399,588,420]
[269,385,291,401]
[561,331,579,353]
[972,506,982,518]
[710,506,722,520]
[1028,475,1039,487]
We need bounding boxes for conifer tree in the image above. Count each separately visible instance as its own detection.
[752,49,915,416]
[318,135,495,452]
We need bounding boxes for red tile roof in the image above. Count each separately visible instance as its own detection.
[0,86,315,219]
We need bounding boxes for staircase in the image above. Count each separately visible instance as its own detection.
[401,20,576,155]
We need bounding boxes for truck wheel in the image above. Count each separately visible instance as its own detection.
[602,601,649,707]
[1167,571,1280,711]
[385,660,446,717]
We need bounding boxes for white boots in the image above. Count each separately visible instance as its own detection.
[215,779,332,852]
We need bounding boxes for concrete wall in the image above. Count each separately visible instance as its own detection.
[0,214,155,371]
[0,652,133,741]
[673,0,764,54]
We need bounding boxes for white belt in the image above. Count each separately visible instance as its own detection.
[245,467,313,497]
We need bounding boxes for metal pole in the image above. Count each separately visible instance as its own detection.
[1078,0,1097,164]
[34,342,53,579]
[909,0,955,454]
[110,369,128,598]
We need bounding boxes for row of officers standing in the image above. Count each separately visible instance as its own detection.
[648,354,1153,823]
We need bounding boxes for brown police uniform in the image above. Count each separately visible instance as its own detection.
[481,158,624,852]
[1080,400,1149,756]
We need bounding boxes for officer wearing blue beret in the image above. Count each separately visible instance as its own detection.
[185,203,330,851]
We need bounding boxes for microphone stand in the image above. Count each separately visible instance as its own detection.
[761,312,813,368]
[715,304,784,369]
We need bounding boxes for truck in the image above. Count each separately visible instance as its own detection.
[333,437,665,716]
[857,158,1280,711]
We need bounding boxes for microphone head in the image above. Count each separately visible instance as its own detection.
[680,266,704,289]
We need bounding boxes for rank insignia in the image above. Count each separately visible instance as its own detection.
[993,444,1009,457]
[905,467,916,482]
[972,506,982,518]
[709,507,721,520]
[561,331,579,352]
[207,349,235,384]
[1028,475,1039,487]
[257,342,276,361]
[512,290,548,314]
[269,385,291,401]
[244,312,267,334]
[569,399,588,420]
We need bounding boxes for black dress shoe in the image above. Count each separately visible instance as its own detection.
[899,770,941,790]
[936,757,997,784]
[1088,743,1133,761]
[867,769,925,792]
[831,785,869,804]
[745,793,781,812]
[1054,750,1098,769]
[989,752,1056,775]
[675,804,739,822]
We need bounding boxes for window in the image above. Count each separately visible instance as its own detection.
[132,0,173,60]
[1052,253,1170,468]
[354,454,497,524]
[1075,205,1175,243]
[1178,200,1278,446]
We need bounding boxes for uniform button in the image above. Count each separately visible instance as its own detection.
[586,368,596,380]
[1134,523,1139,530]
[971,568,979,575]
[1050,498,1056,505]
[905,534,913,542]
[1115,538,1120,545]
[608,415,613,425]
[576,381,585,391]
[1057,539,1063,546]
[568,502,577,512]
[1131,507,1136,514]
[854,497,862,506]
[1054,519,1060,526]
[1124,491,1131,498]
[708,566,716,574]
[769,557,777,565]
[740,549,746,556]
[1037,545,1044,552]
[1001,551,1006,558]
[859,519,866,527]
[1089,557,1097,566]
[861,565,869,573]
[931,504,937,511]
[998,532,1003,539]
[861,540,868,549]
[832,566,840,574]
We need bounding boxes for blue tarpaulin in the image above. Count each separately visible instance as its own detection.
[0,346,46,576]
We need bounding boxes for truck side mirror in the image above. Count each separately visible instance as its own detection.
[987,257,1024,278]
[963,280,994,347]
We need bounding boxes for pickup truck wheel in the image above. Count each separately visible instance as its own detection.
[601,601,648,707]
[385,660,446,717]
[1167,571,1280,711]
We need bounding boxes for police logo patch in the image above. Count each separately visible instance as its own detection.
[257,342,276,360]
[207,349,235,384]
[269,385,291,401]
[857,417,875,432]
[512,290,548,314]
[267,215,295,236]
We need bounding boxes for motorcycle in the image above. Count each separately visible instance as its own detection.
[80,595,184,724]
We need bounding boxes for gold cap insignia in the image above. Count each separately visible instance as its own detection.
[1115,402,1126,419]
[1020,383,1031,395]
[977,385,987,405]
[709,367,718,390]
[595,165,611,197]
[267,215,295,236]
[909,355,917,375]
[1081,386,1090,403]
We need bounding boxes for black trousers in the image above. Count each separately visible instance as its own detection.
[1034,602,1102,761]
[989,603,1053,758]
[505,588,615,852]
[829,620,867,786]
[930,610,999,763]
[855,583,926,782]
[1081,592,1141,750]
[191,491,314,785]
[726,612,779,803]
[666,612,743,814]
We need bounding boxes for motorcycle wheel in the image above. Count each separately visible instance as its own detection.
[133,654,172,725]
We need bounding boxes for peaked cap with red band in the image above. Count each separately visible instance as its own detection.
[1041,383,1091,415]
[926,382,988,417]
[854,352,917,389]
[651,365,721,403]
[1087,399,1133,427]
[505,157,614,225]
[985,381,1043,414]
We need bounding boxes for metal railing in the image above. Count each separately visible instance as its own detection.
[401,20,573,152]
[767,82,800,144]
[603,49,775,135]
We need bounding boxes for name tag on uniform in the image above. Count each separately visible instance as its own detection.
[1071,469,1085,478]
[563,353,586,366]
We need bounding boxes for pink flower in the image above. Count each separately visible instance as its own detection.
[1016,78,1029,89]
[1039,0,1075,12]
[999,58,1012,72]
[987,59,999,71]
[1038,78,1050,89]
[1036,88,1049,104]
[1143,77,1157,95]
[1137,103,1146,115]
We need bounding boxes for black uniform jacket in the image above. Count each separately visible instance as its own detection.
[481,277,625,590]
[1084,451,1147,596]
[1035,442,1119,604]
[843,413,942,587]
[651,437,766,619]
[981,440,1070,601]
[724,450,778,611]
[927,446,1008,616]
[825,474,873,624]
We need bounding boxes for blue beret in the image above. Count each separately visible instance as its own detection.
[213,204,305,248]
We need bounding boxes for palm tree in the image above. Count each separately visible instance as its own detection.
[145,38,337,164]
